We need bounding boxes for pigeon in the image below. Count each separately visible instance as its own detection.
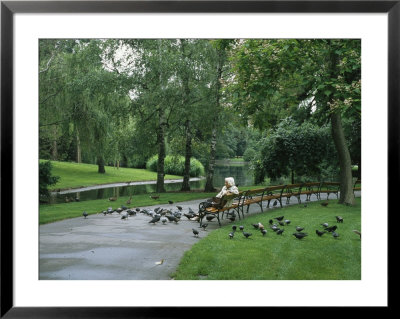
[273,200,278,207]
[116,208,123,214]
[274,216,284,221]
[284,219,291,225]
[243,232,252,239]
[252,223,259,229]
[176,206,183,211]
[353,230,361,239]
[325,225,337,232]
[271,224,279,232]
[121,205,128,211]
[293,232,308,239]
[121,214,128,220]
[184,213,195,220]
[188,207,195,215]
[332,231,339,239]
[201,223,208,231]
[321,202,329,207]
[232,225,237,232]
[316,229,326,237]
[192,228,199,237]
[278,221,285,227]
[127,209,136,216]
[170,216,180,224]
[102,210,107,216]
[335,216,344,223]
[269,219,273,225]
[258,222,265,230]
[135,208,141,212]
[261,229,267,236]
[83,211,88,219]
[303,203,308,208]
[168,200,174,204]
[149,215,161,224]
[295,226,304,232]
[206,215,216,222]
[161,217,168,224]
[239,225,244,231]
[276,229,284,235]
[321,223,329,228]
[229,232,235,239]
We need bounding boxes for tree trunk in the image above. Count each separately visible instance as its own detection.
[326,40,355,206]
[204,46,225,193]
[291,170,295,184]
[181,119,192,191]
[97,155,106,174]
[51,125,58,160]
[204,125,218,192]
[76,127,81,163]
[330,110,355,205]
[156,109,166,193]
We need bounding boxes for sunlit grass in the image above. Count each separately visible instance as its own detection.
[40,160,182,190]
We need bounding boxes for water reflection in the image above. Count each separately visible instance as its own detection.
[49,162,254,204]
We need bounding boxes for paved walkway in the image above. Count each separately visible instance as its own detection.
[39,192,360,280]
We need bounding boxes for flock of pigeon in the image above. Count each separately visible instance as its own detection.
[224,213,360,240]
[82,198,361,241]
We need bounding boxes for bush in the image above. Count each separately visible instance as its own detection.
[243,147,256,162]
[39,161,60,198]
[146,155,205,177]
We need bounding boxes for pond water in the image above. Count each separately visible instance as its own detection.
[48,161,254,204]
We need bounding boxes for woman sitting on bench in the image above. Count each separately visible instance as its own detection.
[212,177,240,208]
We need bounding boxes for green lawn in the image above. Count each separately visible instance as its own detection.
[171,197,361,280]
[41,160,182,190]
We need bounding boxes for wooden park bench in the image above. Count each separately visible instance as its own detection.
[301,182,321,201]
[241,185,286,215]
[318,181,340,199]
[198,192,245,227]
[281,183,304,205]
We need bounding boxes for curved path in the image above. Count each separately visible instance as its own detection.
[39,192,360,280]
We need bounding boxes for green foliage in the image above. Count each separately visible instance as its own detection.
[243,147,256,162]
[39,161,60,198]
[253,117,335,183]
[146,155,205,177]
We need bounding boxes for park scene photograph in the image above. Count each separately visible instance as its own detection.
[39,38,361,280]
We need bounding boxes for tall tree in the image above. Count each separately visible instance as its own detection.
[204,40,232,192]
[230,39,360,205]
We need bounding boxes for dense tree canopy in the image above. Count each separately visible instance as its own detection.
[39,38,361,204]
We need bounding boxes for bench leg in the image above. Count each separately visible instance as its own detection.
[216,213,221,227]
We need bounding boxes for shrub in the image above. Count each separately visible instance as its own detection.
[146,155,205,177]
[243,147,256,162]
[39,161,60,198]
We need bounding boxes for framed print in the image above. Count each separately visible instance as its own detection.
[1,0,395,316]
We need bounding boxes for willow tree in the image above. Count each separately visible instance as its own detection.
[39,39,131,173]
[230,39,361,205]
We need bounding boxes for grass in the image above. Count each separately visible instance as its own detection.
[171,197,361,280]
[41,160,183,190]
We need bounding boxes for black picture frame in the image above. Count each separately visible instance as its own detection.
[1,0,395,317]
